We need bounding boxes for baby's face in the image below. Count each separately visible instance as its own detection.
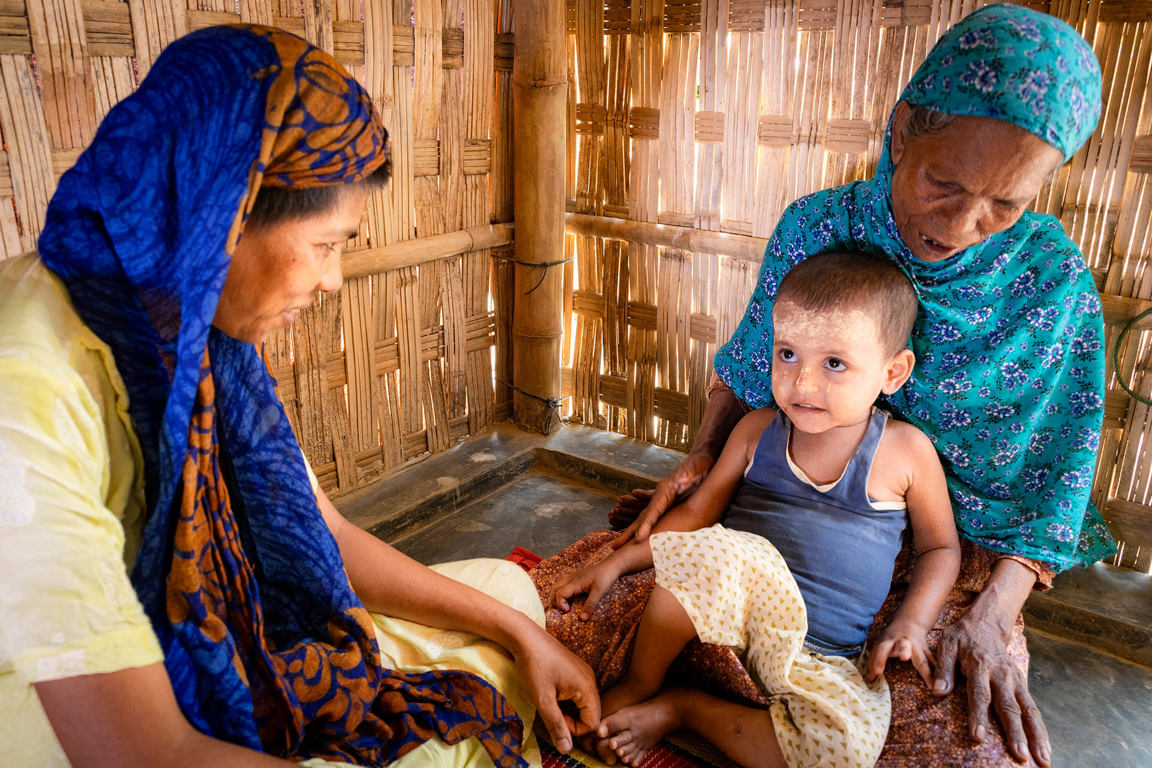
[770,299,906,435]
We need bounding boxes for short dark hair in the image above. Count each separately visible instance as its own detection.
[899,103,957,144]
[245,157,392,230]
[775,251,919,355]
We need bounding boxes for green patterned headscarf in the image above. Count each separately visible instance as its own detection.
[714,5,1113,571]
[900,3,1101,160]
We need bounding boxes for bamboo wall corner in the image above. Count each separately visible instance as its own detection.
[558,0,1152,572]
[0,0,518,496]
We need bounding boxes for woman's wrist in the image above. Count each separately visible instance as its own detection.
[691,387,748,459]
[489,605,547,660]
[968,557,1036,637]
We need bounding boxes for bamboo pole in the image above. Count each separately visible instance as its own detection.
[341,223,513,279]
[566,212,768,262]
[511,0,566,434]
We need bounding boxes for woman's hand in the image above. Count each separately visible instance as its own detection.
[933,560,1051,768]
[509,627,601,753]
[866,618,933,686]
[551,557,626,619]
[609,384,748,544]
[609,452,715,548]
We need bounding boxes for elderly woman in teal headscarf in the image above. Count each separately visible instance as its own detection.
[539,5,1112,767]
[0,25,599,767]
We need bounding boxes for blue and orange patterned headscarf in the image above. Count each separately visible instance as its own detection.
[714,5,1114,571]
[39,25,525,765]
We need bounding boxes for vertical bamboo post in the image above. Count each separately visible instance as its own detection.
[511,0,566,433]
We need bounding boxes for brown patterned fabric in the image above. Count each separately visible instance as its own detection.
[531,531,1045,767]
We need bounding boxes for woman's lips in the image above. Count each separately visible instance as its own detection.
[281,303,313,326]
[919,232,957,258]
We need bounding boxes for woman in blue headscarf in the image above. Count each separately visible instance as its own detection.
[538,5,1110,767]
[0,24,597,767]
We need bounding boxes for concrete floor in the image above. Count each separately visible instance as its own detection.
[337,423,1152,768]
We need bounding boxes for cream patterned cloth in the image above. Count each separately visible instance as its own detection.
[651,525,890,768]
[0,255,541,767]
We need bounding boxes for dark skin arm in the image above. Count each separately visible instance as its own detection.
[317,487,601,752]
[36,664,296,768]
[556,409,766,616]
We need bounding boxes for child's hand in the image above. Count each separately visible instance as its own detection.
[866,619,934,687]
[551,558,623,620]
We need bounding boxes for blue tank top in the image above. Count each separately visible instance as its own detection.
[724,408,908,655]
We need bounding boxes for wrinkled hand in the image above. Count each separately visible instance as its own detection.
[934,610,1051,767]
[866,619,933,687]
[607,488,654,530]
[551,558,623,620]
[609,453,715,549]
[514,629,601,753]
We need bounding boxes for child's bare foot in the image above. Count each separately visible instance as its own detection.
[598,689,687,765]
[576,677,664,764]
[575,730,619,765]
[599,676,659,722]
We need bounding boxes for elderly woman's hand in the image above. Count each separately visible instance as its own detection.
[608,452,715,548]
[933,560,1051,768]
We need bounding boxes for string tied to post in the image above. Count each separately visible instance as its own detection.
[492,251,574,295]
[497,378,569,430]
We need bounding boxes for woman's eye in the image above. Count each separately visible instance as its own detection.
[929,176,956,192]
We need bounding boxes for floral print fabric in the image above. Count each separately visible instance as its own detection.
[901,3,1101,161]
[713,4,1113,571]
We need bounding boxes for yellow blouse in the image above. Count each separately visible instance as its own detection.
[0,254,161,765]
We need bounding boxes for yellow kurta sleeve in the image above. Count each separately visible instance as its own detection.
[0,255,162,764]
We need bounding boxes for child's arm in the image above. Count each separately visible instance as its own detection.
[866,424,961,686]
[552,409,774,619]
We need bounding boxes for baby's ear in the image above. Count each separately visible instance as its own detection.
[881,348,915,395]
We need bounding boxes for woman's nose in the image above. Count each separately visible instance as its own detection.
[941,198,986,243]
[318,253,344,293]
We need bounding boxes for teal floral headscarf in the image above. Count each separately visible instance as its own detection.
[901,3,1101,161]
[713,4,1114,571]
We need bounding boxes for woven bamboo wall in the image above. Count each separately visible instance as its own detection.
[0,0,517,496]
[560,0,1152,572]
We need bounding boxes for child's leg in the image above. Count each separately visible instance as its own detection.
[579,586,698,764]
[600,687,786,768]
[600,585,697,718]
